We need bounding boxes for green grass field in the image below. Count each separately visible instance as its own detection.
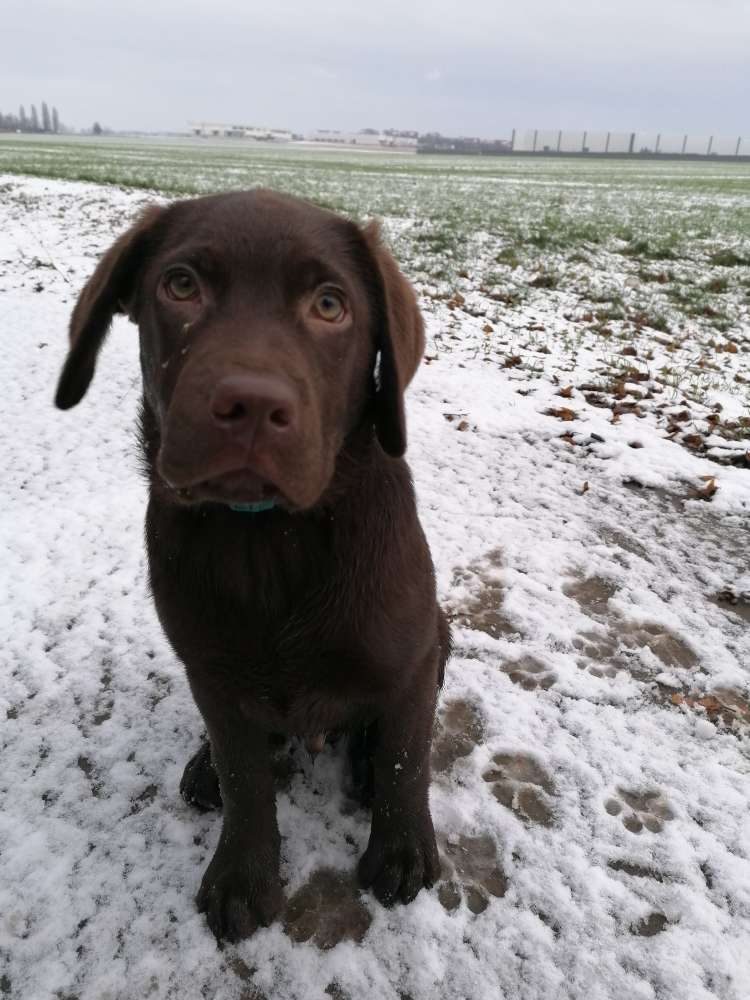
[2,134,750,256]
[2,133,749,429]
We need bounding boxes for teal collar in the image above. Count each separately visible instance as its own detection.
[229,500,276,513]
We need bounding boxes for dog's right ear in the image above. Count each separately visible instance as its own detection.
[358,221,425,458]
[55,205,165,410]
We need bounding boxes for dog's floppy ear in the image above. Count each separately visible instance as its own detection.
[361,222,425,458]
[55,205,165,410]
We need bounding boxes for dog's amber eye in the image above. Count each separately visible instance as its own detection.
[313,291,346,322]
[164,269,199,302]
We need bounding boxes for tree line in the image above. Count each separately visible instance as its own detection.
[0,102,64,133]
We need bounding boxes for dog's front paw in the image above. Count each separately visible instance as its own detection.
[180,741,222,812]
[197,851,284,942]
[358,816,440,906]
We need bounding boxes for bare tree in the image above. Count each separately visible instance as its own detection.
[19,106,27,130]
[30,104,39,131]
[52,107,59,133]
[41,101,51,132]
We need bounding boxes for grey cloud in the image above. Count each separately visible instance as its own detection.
[2,0,747,136]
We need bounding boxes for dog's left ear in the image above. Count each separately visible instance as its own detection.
[55,204,165,410]
[360,222,425,458]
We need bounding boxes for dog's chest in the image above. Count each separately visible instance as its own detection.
[147,504,377,725]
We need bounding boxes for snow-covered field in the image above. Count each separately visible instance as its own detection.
[1,167,749,1000]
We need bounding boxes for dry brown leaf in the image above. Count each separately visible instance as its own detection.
[694,477,718,500]
[682,434,705,450]
[546,407,577,421]
[669,688,750,727]
[557,385,574,399]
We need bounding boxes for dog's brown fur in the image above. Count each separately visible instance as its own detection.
[56,189,450,942]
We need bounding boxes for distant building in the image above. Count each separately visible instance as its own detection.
[189,122,293,141]
[305,129,418,149]
[418,133,512,155]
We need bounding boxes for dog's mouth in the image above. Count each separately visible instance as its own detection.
[197,468,280,503]
[162,464,284,508]
[156,432,327,512]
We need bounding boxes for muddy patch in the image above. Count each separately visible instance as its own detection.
[710,588,750,624]
[92,663,114,727]
[564,576,618,617]
[227,958,268,1000]
[623,623,699,670]
[608,859,665,881]
[448,548,519,639]
[599,526,650,561]
[573,621,699,680]
[630,912,669,937]
[622,480,686,514]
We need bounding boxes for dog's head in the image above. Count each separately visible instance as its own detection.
[55,190,424,511]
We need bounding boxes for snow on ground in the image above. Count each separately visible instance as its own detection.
[1,176,749,1000]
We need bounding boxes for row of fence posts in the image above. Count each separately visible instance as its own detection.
[510,129,744,157]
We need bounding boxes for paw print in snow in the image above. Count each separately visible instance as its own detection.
[500,656,557,691]
[437,833,507,914]
[605,787,674,833]
[283,869,371,950]
[483,753,556,826]
[432,698,484,774]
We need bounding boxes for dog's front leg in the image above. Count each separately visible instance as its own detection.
[191,694,283,942]
[358,666,440,905]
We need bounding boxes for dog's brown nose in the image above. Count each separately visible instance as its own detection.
[210,374,298,442]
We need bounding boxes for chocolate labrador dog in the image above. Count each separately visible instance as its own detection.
[55,189,450,942]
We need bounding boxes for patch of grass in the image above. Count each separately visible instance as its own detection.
[619,238,680,262]
[667,284,729,323]
[588,287,626,306]
[595,301,627,322]
[709,249,750,267]
[495,246,521,268]
[638,269,673,284]
[703,276,730,294]
[631,310,671,332]
[2,134,749,418]
[529,270,560,290]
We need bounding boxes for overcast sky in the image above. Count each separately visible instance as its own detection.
[4,0,749,138]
